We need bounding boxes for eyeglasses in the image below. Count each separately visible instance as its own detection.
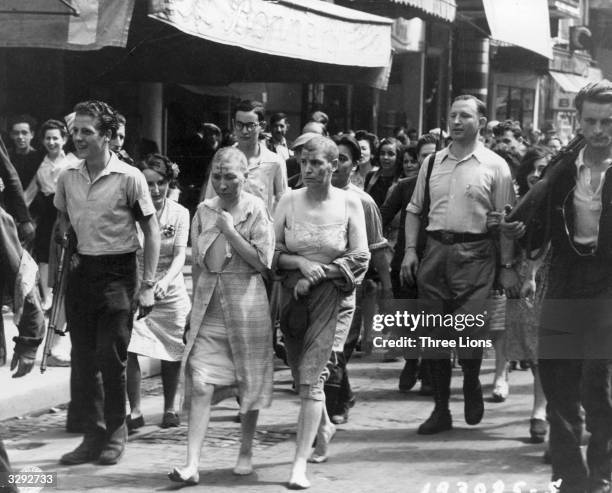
[234,120,259,132]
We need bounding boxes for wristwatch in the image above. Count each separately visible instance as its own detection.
[499,262,515,269]
[142,279,156,288]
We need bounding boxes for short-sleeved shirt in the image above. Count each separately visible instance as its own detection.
[406,143,515,234]
[345,183,388,252]
[205,143,287,213]
[54,152,155,255]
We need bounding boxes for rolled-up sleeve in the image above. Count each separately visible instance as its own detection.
[190,210,202,263]
[128,171,155,217]
[249,203,275,268]
[332,248,371,292]
[361,199,388,251]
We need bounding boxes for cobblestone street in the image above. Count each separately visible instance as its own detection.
[2,356,556,493]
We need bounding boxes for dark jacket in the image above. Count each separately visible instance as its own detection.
[527,149,612,260]
[380,176,425,271]
[0,138,31,224]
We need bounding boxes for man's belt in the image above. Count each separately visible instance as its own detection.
[428,230,490,245]
[78,252,136,266]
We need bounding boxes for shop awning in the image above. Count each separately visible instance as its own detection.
[147,0,392,68]
[549,69,602,93]
[388,0,456,22]
[0,0,136,50]
[482,0,553,59]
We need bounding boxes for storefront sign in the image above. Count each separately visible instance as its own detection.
[148,0,392,67]
[392,17,425,53]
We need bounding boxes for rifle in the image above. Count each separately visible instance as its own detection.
[40,231,74,373]
[505,134,586,260]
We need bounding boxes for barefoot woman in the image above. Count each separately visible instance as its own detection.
[274,136,369,489]
[169,147,275,484]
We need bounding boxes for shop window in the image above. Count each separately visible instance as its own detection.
[495,85,536,130]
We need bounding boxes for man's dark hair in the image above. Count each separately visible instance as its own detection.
[334,134,361,163]
[493,120,523,139]
[416,133,439,155]
[116,113,127,127]
[575,79,612,114]
[9,114,37,133]
[73,100,119,138]
[270,112,287,126]
[354,130,379,159]
[453,94,487,118]
[40,119,68,139]
[235,100,266,123]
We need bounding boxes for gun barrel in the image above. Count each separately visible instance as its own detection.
[40,233,71,373]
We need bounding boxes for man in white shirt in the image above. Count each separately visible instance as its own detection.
[204,100,287,214]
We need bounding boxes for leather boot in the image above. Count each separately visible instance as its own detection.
[418,359,452,435]
[60,433,105,465]
[98,424,127,465]
[461,358,484,425]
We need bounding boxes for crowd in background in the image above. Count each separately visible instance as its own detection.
[0,91,594,492]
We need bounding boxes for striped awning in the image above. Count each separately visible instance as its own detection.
[388,0,456,22]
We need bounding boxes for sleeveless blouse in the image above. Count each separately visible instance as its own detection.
[284,191,349,264]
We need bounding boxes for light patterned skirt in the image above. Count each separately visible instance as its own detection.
[128,279,190,361]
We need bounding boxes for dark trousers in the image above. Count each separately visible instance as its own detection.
[325,283,369,414]
[538,248,612,492]
[65,253,137,440]
[416,238,494,410]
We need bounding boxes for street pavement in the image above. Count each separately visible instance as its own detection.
[1,354,556,493]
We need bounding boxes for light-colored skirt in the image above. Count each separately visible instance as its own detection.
[128,279,190,361]
[187,308,237,386]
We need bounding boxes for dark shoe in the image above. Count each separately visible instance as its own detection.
[161,412,180,428]
[529,418,548,444]
[98,426,127,465]
[417,408,452,435]
[59,437,104,465]
[399,359,419,392]
[126,414,145,432]
[464,378,484,425]
[331,408,349,425]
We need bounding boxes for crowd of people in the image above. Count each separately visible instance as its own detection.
[1,79,612,493]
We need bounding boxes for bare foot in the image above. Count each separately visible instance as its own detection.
[308,423,336,463]
[168,465,199,485]
[233,452,253,475]
[288,461,310,489]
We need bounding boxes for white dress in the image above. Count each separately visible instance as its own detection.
[128,199,191,361]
